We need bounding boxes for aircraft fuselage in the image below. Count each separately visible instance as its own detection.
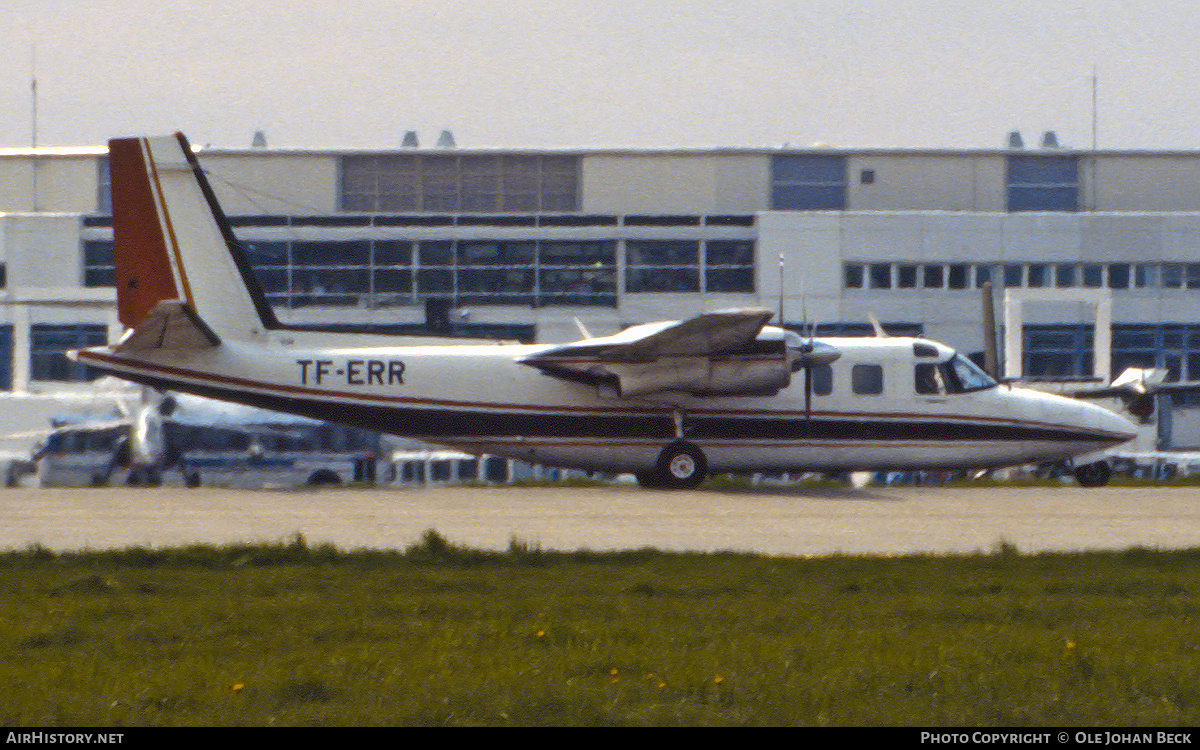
[78,334,1136,476]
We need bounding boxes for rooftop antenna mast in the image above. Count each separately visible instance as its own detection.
[30,43,39,212]
[1090,67,1098,211]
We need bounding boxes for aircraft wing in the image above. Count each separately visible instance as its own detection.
[535,308,775,362]
[112,300,221,354]
[519,308,798,397]
[1067,367,1200,422]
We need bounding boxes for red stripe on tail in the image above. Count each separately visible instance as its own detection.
[109,137,180,329]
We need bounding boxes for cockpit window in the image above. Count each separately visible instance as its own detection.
[948,354,996,392]
[914,353,996,395]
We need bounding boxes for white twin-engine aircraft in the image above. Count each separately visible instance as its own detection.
[73,133,1137,489]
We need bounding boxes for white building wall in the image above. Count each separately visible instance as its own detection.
[202,153,340,214]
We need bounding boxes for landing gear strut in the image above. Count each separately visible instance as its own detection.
[636,441,708,490]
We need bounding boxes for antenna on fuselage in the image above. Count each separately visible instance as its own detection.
[777,253,785,326]
[867,312,889,338]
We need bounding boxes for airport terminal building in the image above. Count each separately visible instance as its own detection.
[5,132,1200,445]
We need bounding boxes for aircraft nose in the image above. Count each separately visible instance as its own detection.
[1084,400,1138,446]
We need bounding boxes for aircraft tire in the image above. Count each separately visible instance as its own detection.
[1074,461,1112,488]
[307,469,342,487]
[653,441,707,490]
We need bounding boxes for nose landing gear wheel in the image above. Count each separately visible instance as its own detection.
[639,441,707,490]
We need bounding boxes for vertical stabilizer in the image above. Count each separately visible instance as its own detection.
[108,133,279,339]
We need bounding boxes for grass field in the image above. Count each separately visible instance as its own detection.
[2,532,1198,726]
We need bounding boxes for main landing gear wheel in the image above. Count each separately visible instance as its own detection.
[1074,461,1112,488]
[638,441,708,490]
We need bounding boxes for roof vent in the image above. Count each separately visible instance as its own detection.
[251,130,268,148]
[436,129,456,148]
[1007,130,1024,148]
[401,130,419,148]
[1041,130,1060,148]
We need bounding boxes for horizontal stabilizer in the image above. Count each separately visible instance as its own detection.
[114,300,221,354]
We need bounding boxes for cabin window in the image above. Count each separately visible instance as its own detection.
[851,364,884,395]
[914,363,941,394]
[811,364,833,396]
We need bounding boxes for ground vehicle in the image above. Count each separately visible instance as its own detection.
[35,418,380,488]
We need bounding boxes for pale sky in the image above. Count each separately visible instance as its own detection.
[3,0,1199,151]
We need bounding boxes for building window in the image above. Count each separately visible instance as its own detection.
[1024,325,1093,378]
[291,241,371,306]
[1163,264,1184,289]
[844,264,864,289]
[947,264,968,290]
[0,325,11,390]
[242,238,617,308]
[340,154,580,213]
[456,241,536,305]
[625,241,700,293]
[842,259,1200,293]
[1003,264,1024,287]
[1054,264,1075,288]
[83,241,116,287]
[539,241,617,306]
[1134,264,1157,288]
[704,241,755,293]
[868,263,892,289]
[1027,264,1047,288]
[923,265,944,289]
[974,265,993,288]
[97,158,111,215]
[1108,264,1130,290]
[770,155,847,210]
[31,324,107,382]
[1006,155,1079,212]
[1188,264,1200,290]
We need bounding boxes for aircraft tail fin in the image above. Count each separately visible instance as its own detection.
[108,133,279,340]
